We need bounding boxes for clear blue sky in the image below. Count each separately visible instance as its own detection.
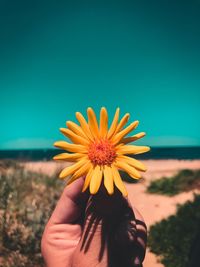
[1,0,200,149]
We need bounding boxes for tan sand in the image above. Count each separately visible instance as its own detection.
[22,159,200,179]
[23,159,200,267]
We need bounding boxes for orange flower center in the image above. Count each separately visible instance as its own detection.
[88,139,116,166]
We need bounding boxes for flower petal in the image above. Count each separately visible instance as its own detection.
[66,121,89,140]
[116,145,150,155]
[60,128,89,146]
[87,107,99,138]
[54,141,88,153]
[90,165,103,194]
[121,132,146,144]
[112,121,139,145]
[115,113,130,134]
[67,161,92,185]
[107,107,120,139]
[115,160,141,179]
[117,155,147,171]
[53,152,83,161]
[59,158,87,179]
[103,166,114,194]
[111,165,128,197]
[99,107,108,138]
[82,166,94,192]
[76,112,94,141]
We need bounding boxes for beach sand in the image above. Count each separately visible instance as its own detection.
[23,159,200,267]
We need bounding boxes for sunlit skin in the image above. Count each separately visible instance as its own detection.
[54,107,150,196]
[41,178,147,267]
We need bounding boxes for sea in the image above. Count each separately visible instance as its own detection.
[0,147,200,161]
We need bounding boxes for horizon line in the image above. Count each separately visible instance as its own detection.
[0,145,200,151]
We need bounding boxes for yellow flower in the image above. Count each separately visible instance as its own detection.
[54,107,150,196]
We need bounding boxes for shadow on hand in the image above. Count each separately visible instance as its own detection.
[80,188,147,267]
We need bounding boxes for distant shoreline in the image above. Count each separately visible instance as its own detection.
[0,147,200,161]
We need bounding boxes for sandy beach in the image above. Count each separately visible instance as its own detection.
[23,159,200,267]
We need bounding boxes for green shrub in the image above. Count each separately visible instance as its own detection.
[0,161,63,267]
[148,194,200,267]
[147,169,200,196]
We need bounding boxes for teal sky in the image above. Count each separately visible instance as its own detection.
[1,0,200,149]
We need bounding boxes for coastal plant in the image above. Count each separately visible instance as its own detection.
[147,169,200,196]
[148,194,200,267]
[0,160,63,267]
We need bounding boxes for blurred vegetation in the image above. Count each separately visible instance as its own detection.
[0,160,63,267]
[148,194,200,267]
[147,169,200,196]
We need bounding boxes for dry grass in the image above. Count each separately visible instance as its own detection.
[0,160,63,267]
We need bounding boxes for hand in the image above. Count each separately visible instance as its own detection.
[41,178,147,267]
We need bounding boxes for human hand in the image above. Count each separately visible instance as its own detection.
[41,178,147,267]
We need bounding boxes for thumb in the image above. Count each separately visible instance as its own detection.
[41,178,89,267]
